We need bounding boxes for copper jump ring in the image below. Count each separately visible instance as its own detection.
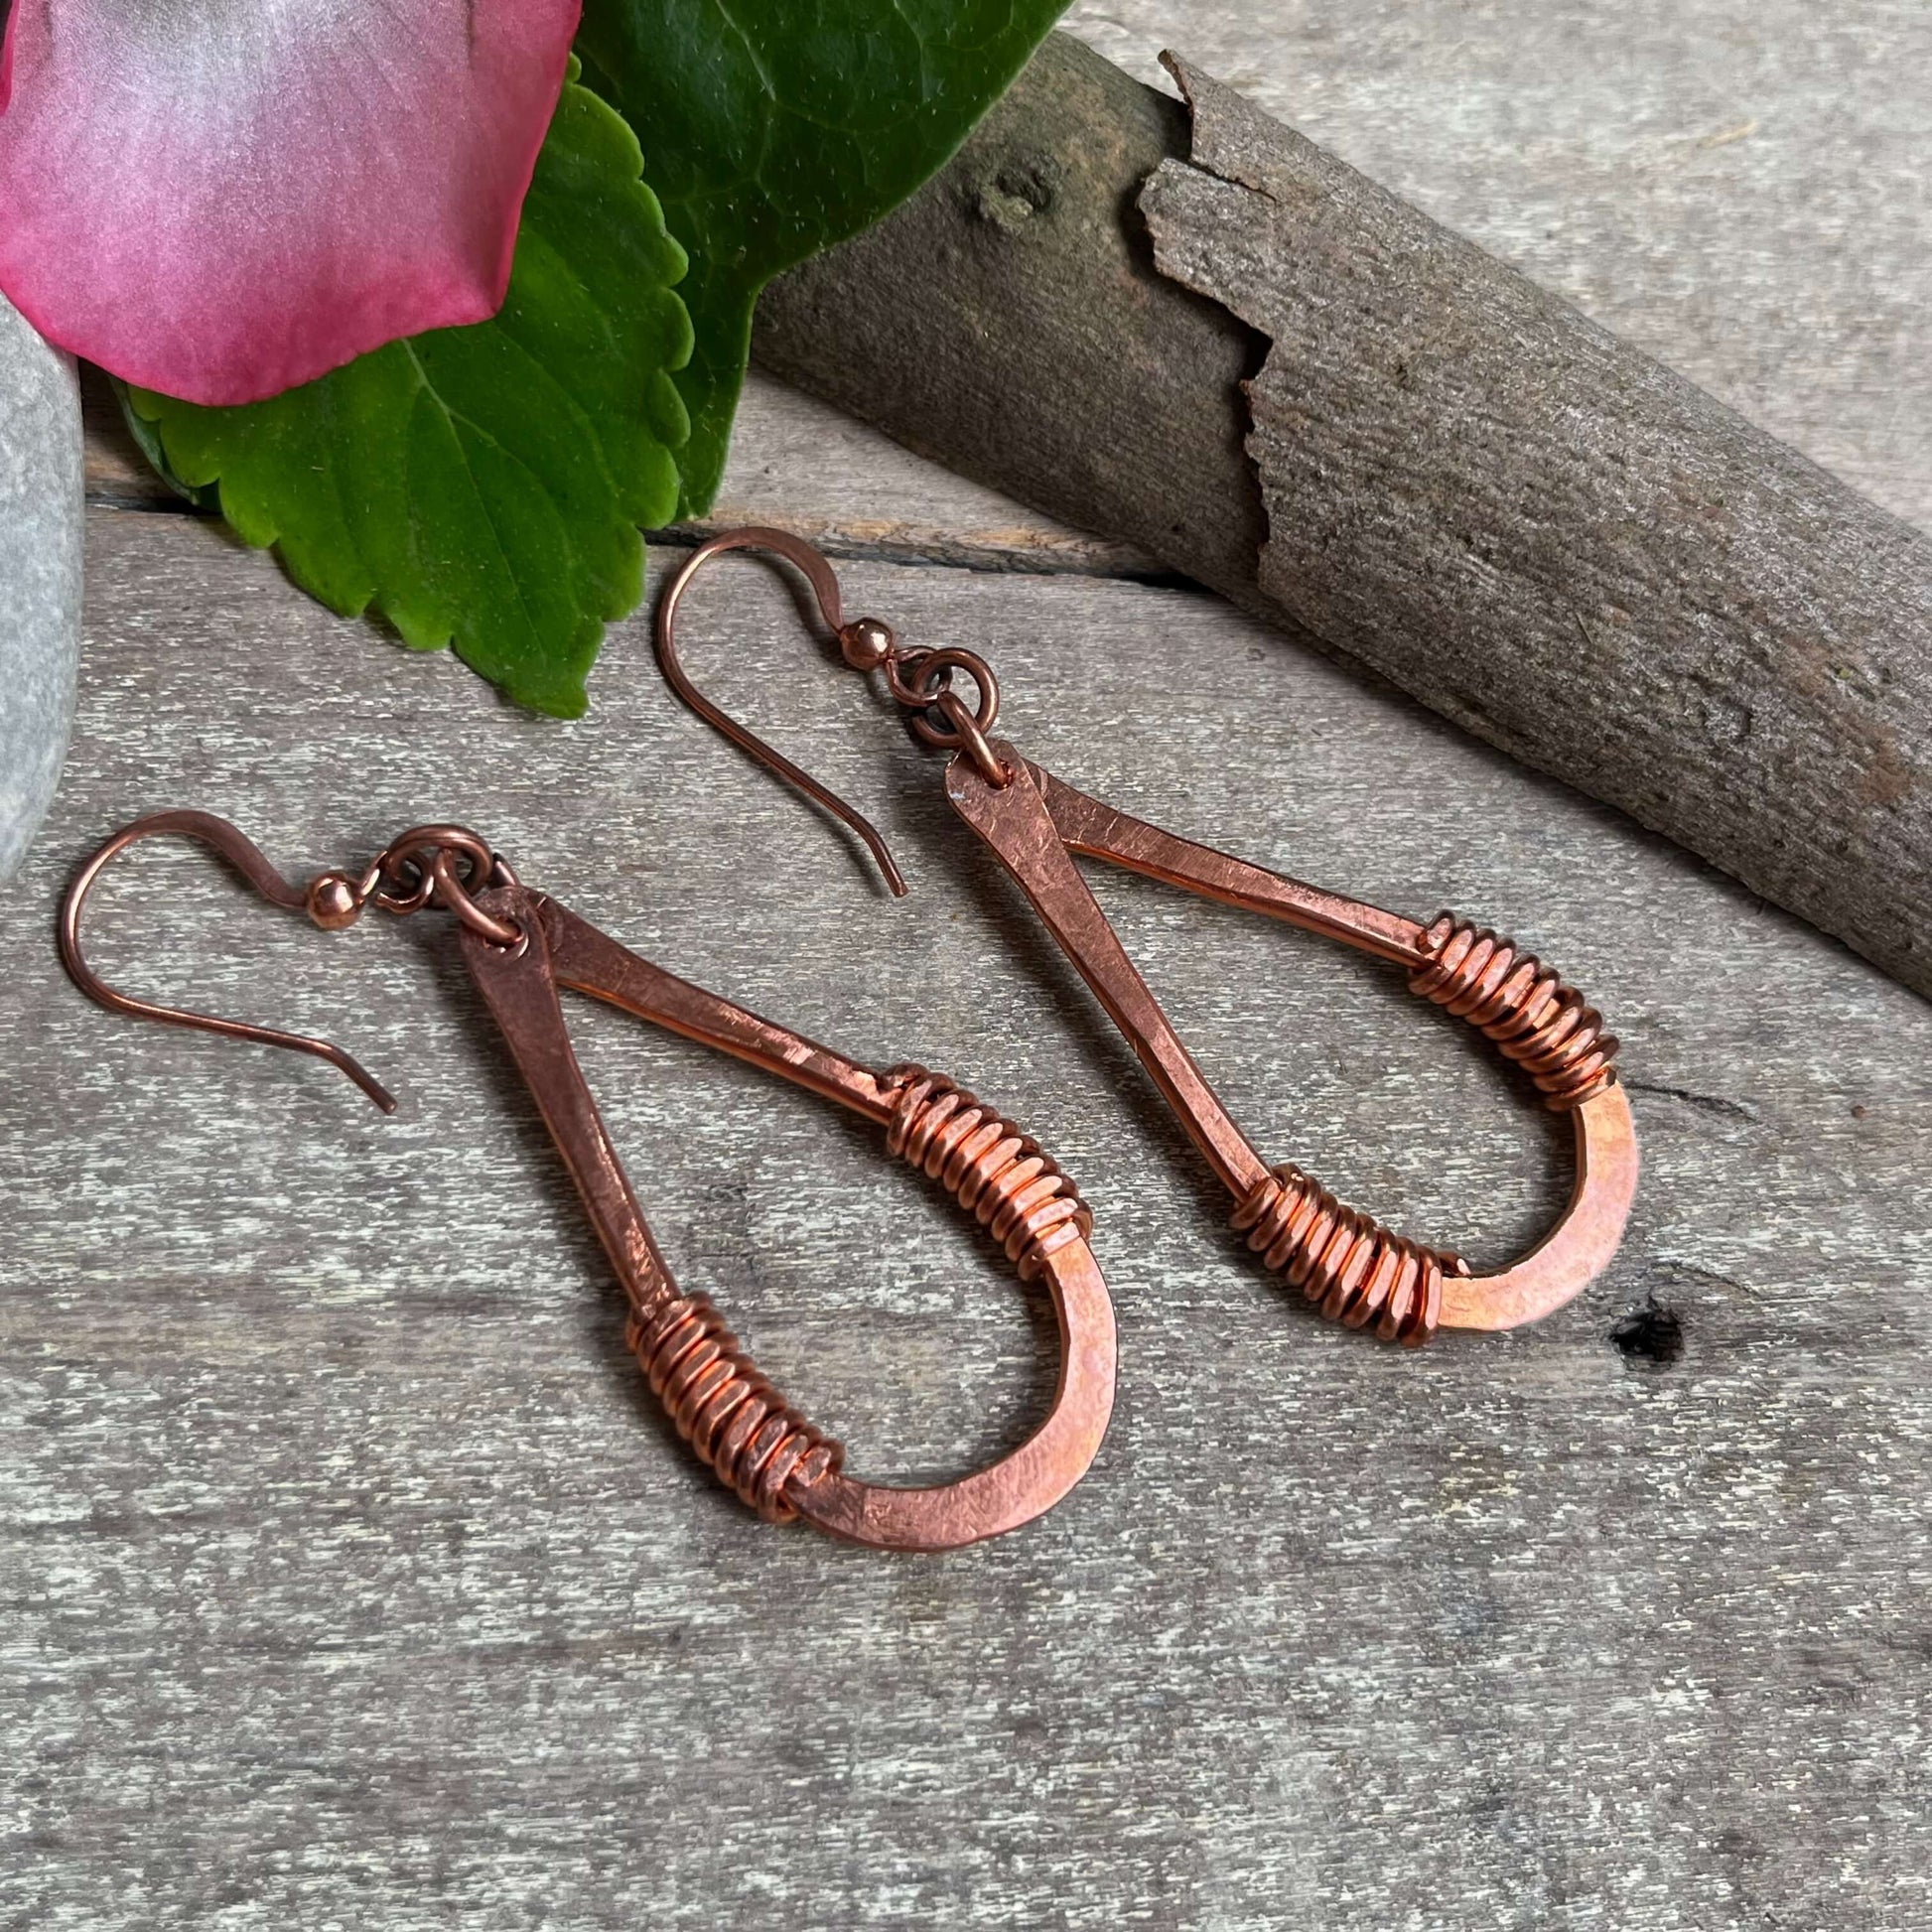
[370,824,497,905]
[892,648,1007,786]
[429,849,525,950]
[931,689,1009,787]
[354,825,522,947]
[895,647,1001,743]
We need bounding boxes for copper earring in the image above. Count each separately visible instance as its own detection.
[60,811,1117,1551]
[654,529,1639,1348]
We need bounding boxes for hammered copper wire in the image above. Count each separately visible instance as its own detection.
[1226,908,1622,1346]
[621,1057,1104,1523]
[945,750,1639,1341]
[463,889,1116,1551]
[627,1284,843,1523]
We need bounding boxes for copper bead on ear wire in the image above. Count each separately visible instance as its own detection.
[305,872,361,930]
[839,617,895,670]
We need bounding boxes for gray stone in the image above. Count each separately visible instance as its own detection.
[0,289,82,883]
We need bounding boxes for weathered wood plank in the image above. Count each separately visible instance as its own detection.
[79,361,1160,581]
[4,504,1929,1928]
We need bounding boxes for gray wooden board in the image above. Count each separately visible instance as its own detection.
[5,508,1931,1930]
[10,0,1932,1924]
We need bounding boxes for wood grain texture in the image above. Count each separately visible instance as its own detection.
[754,26,1932,1002]
[1062,0,1932,538]
[78,362,1161,583]
[4,505,1930,1929]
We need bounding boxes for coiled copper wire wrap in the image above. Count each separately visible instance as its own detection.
[1409,914,1619,1110]
[1233,1165,1468,1347]
[884,1067,1092,1283]
[625,1289,843,1523]
[1230,916,1618,1345]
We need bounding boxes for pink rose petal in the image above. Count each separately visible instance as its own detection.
[0,0,582,403]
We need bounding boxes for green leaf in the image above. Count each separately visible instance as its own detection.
[575,0,1066,515]
[127,66,693,718]
[112,379,221,513]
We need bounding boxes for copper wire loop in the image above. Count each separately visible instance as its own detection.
[931,689,1010,787]
[891,645,1000,728]
[428,849,524,949]
[348,825,522,947]
[883,1067,1091,1282]
[1410,914,1619,1110]
[1233,1165,1468,1347]
[364,824,497,911]
[620,1067,1092,1521]
[625,1289,844,1522]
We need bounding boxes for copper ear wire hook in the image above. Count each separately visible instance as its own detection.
[60,812,524,1115]
[60,810,400,1114]
[653,529,1011,897]
[655,528,908,896]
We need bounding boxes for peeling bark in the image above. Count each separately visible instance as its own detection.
[756,32,1932,999]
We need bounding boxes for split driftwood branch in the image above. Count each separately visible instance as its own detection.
[753,33,1932,1000]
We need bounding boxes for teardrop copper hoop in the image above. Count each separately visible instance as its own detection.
[457,887,1117,1548]
[651,532,1639,1344]
[60,814,1117,1549]
[943,752,1638,1343]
